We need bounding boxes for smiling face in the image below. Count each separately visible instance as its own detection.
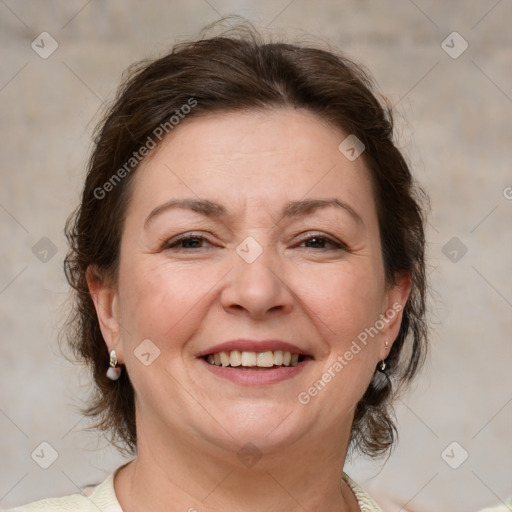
[89,108,410,457]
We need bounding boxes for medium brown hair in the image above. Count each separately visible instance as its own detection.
[63,18,428,458]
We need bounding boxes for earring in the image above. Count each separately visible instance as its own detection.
[377,360,388,372]
[106,349,122,380]
[377,341,390,373]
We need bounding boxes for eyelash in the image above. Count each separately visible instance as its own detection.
[164,233,348,251]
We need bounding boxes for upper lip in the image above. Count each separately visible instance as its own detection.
[197,339,313,358]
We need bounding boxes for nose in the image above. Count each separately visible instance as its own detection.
[220,244,294,320]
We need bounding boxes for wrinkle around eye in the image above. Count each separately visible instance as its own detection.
[164,234,215,250]
[146,218,363,256]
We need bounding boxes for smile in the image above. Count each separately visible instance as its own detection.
[201,349,313,385]
[204,350,310,368]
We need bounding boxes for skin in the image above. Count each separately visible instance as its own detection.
[88,108,410,512]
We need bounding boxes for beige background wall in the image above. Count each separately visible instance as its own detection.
[1,1,511,511]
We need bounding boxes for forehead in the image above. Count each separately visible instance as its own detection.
[128,108,376,222]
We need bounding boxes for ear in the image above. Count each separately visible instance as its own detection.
[86,265,123,363]
[379,271,411,359]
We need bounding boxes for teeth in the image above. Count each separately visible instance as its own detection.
[205,350,304,368]
[230,350,242,367]
[220,351,230,366]
[241,351,257,366]
[257,351,274,367]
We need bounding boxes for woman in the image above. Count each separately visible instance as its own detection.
[6,19,509,512]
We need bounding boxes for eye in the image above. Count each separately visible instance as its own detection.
[163,233,213,250]
[297,233,348,251]
[162,232,347,251]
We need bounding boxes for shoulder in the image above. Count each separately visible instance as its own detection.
[343,472,384,512]
[2,464,126,512]
[3,494,94,512]
[477,499,512,512]
[343,473,512,512]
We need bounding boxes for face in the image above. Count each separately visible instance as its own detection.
[90,108,410,456]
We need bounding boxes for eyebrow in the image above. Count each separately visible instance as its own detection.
[144,197,363,228]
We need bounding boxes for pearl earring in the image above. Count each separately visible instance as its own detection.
[106,349,122,380]
[377,341,390,373]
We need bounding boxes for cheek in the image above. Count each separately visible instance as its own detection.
[298,261,385,340]
[116,257,223,344]
[117,253,385,345]
[300,266,383,407]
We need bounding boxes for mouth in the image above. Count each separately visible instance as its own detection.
[197,339,314,385]
[203,350,312,370]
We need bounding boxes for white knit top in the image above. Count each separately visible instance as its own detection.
[3,464,511,511]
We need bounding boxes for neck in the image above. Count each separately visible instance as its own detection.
[114,419,359,512]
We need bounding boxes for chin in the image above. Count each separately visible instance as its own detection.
[198,402,309,453]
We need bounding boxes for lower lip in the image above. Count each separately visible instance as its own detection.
[200,358,310,385]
